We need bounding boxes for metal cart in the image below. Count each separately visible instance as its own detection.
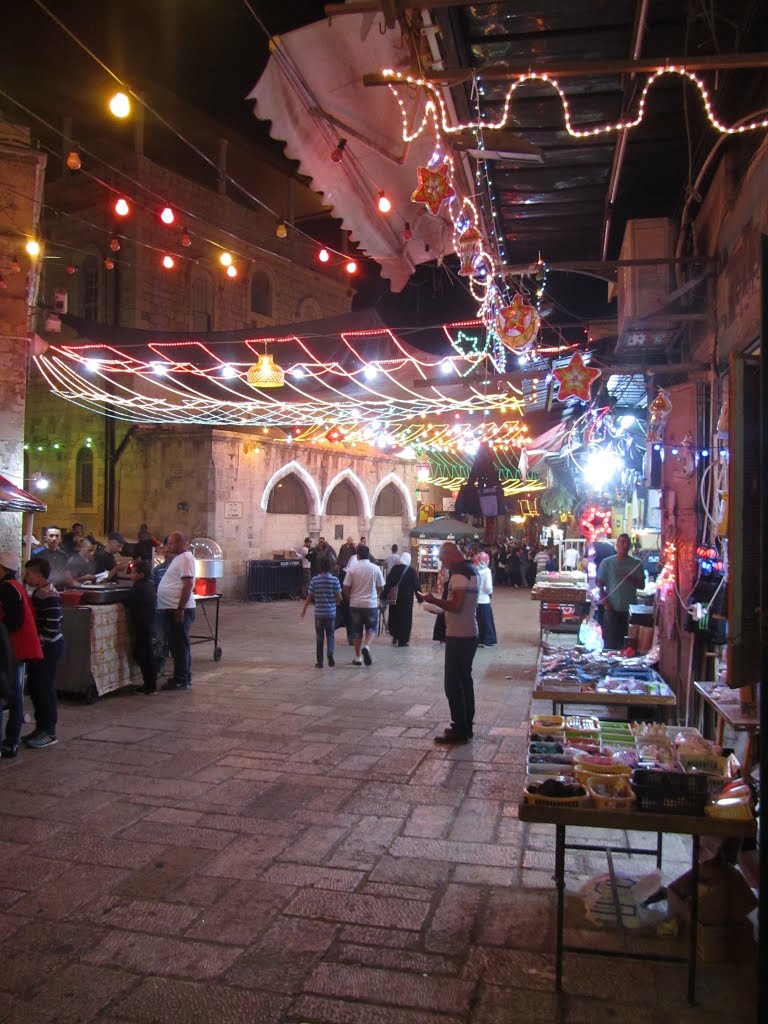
[190,593,222,661]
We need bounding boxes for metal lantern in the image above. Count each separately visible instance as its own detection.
[416,457,431,483]
[456,226,483,276]
[247,354,285,389]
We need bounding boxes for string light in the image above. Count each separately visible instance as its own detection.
[219,251,233,267]
[114,197,130,217]
[226,264,238,278]
[25,240,40,257]
[378,192,392,214]
[318,248,330,263]
[275,222,288,239]
[330,138,347,163]
[109,92,131,118]
[160,206,175,225]
[65,150,81,171]
[345,260,358,275]
[162,254,174,269]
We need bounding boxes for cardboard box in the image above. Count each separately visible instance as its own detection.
[667,859,757,926]
[667,886,754,962]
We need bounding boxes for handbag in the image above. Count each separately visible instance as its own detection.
[386,565,407,605]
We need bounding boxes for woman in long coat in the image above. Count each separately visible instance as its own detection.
[474,552,497,647]
[384,552,421,647]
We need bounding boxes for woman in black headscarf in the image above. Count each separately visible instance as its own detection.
[383,552,421,647]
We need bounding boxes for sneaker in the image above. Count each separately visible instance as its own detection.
[328,655,335,667]
[434,730,469,745]
[0,742,18,759]
[361,646,372,666]
[315,662,323,668]
[25,733,58,750]
[179,683,192,691]
[21,729,41,746]
[445,724,473,739]
[160,679,182,691]
[352,657,363,666]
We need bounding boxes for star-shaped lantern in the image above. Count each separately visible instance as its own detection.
[553,351,601,402]
[496,293,539,352]
[325,427,345,444]
[411,162,455,216]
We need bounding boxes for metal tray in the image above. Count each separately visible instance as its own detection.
[78,584,132,605]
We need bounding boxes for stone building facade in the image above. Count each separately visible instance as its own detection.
[0,118,46,550]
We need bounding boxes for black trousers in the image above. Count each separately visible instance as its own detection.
[133,628,157,691]
[443,636,479,736]
[27,637,63,736]
[603,608,629,650]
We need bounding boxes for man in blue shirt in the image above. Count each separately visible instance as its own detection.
[597,533,645,650]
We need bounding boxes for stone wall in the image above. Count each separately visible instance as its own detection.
[0,120,46,551]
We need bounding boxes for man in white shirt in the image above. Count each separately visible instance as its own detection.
[342,545,384,666]
[383,544,400,574]
[422,542,479,744]
[158,532,196,690]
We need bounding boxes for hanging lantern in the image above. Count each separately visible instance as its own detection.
[416,457,431,483]
[246,353,285,389]
[496,293,539,352]
[553,350,601,403]
[456,226,483,276]
[325,427,344,443]
[65,150,81,171]
[109,236,121,252]
[411,162,455,216]
[647,389,673,442]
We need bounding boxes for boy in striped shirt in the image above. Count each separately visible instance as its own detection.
[22,557,64,749]
[301,555,341,668]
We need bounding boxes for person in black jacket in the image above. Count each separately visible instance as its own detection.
[126,560,158,694]
[383,552,422,647]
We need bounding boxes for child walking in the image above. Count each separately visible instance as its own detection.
[300,554,341,668]
[127,559,158,694]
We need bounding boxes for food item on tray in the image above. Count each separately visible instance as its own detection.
[529,731,565,744]
[631,721,667,738]
[529,741,565,755]
[532,715,564,729]
[587,776,634,800]
[565,715,600,732]
[527,778,586,799]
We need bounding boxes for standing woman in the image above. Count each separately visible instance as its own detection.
[474,552,497,647]
[384,552,421,647]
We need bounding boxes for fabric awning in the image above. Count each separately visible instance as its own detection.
[410,517,482,540]
[248,12,459,293]
[0,473,47,513]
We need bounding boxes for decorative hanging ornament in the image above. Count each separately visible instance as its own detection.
[410,162,455,216]
[518,446,528,482]
[456,226,483,276]
[325,427,344,443]
[553,351,601,402]
[646,388,673,442]
[496,293,540,352]
[65,150,81,171]
[246,353,284,389]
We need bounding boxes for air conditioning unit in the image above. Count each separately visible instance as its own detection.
[616,217,676,353]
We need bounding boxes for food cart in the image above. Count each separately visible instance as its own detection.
[409,516,483,588]
[531,571,591,641]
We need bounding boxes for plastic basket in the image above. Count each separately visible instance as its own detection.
[584,774,637,811]
[524,780,588,808]
[704,800,753,821]
[677,751,728,776]
[531,715,565,735]
[631,769,710,815]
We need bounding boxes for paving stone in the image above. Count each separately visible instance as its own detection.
[336,942,461,976]
[185,880,294,944]
[1,963,136,1024]
[463,947,557,990]
[446,797,501,843]
[425,882,484,954]
[118,820,237,850]
[84,929,241,980]
[303,963,476,1013]
[475,889,555,949]
[198,834,292,878]
[109,977,289,1023]
[285,890,430,930]
[403,804,454,838]
[225,917,337,991]
[391,836,519,868]
[262,862,365,892]
[0,888,25,908]
[113,846,216,900]
[11,862,130,921]
[338,924,424,950]
[278,824,348,863]
[78,893,203,935]
[469,982,562,1023]
[291,995,465,1024]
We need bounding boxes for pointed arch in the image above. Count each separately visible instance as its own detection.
[372,471,416,524]
[261,460,320,514]
[321,468,371,518]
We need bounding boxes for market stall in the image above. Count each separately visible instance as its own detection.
[57,601,137,701]
[521,711,755,1002]
[533,643,677,718]
[409,517,482,587]
[530,571,591,641]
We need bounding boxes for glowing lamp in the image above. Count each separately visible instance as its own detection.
[219,251,233,267]
[246,354,285,389]
[162,255,174,269]
[330,138,347,163]
[25,240,40,257]
[114,197,130,217]
[109,92,131,118]
[226,264,237,279]
[403,222,413,241]
[160,206,175,225]
[65,264,78,275]
[104,258,115,270]
[34,476,49,491]
[416,458,431,483]
[180,229,192,247]
[456,226,483,276]
[109,236,121,252]
[275,222,288,239]
[66,151,81,171]
[220,364,237,379]
[345,260,357,274]
[318,248,330,263]
[378,192,392,214]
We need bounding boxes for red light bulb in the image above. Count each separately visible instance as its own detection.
[345,260,357,275]
[162,254,174,269]
[318,248,330,263]
[104,258,115,270]
[114,197,130,217]
[160,206,175,225]
[109,236,121,252]
[403,222,413,241]
[180,228,192,247]
[330,138,347,163]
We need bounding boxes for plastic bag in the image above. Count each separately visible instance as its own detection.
[581,871,666,929]
[578,615,604,653]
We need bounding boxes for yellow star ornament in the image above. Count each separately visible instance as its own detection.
[553,351,601,402]
[411,162,455,216]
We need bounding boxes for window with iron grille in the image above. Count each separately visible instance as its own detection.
[75,446,94,506]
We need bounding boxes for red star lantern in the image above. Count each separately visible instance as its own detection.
[496,293,539,351]
[553,351,601,402]
[411,162,455,216]
[325,427,344,443]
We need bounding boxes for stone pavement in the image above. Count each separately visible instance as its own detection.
[0,589,756,1023]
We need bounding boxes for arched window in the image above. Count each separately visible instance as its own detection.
[75,446,94,506]
[326,480,359,516]
[296,296,321,321]
[191,273,213,331]
[374,483,403,516]
[266,473,309,513]
[250,269,273,317]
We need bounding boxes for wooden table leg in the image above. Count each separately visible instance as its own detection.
[555,823,565,991]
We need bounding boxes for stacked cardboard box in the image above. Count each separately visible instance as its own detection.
[667,859,756,962]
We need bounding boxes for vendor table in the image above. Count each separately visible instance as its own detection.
[534,682,677,718]
[693,681,759,773]
[190,593,222,661]
[518,802,755,1004]
[57,603,137,701]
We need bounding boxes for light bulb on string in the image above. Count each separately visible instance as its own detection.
[275,222,288,239]
[162,255,174,269]
[25,240,40,257]
[402,222,412,241]
[65,264,78,275]
[66,150,81,171]
[109,92,131,118]
[318,248,330,263]
[160,206,175,225]
[330,138,347,163]
[219,251,232,267]
[378,192,392,214]
[109,236,121,252]
[104,258,115,270]
[180,228,192,247]
[114,197,130,217]
[226,264,238,279]
[345,260,357,275]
